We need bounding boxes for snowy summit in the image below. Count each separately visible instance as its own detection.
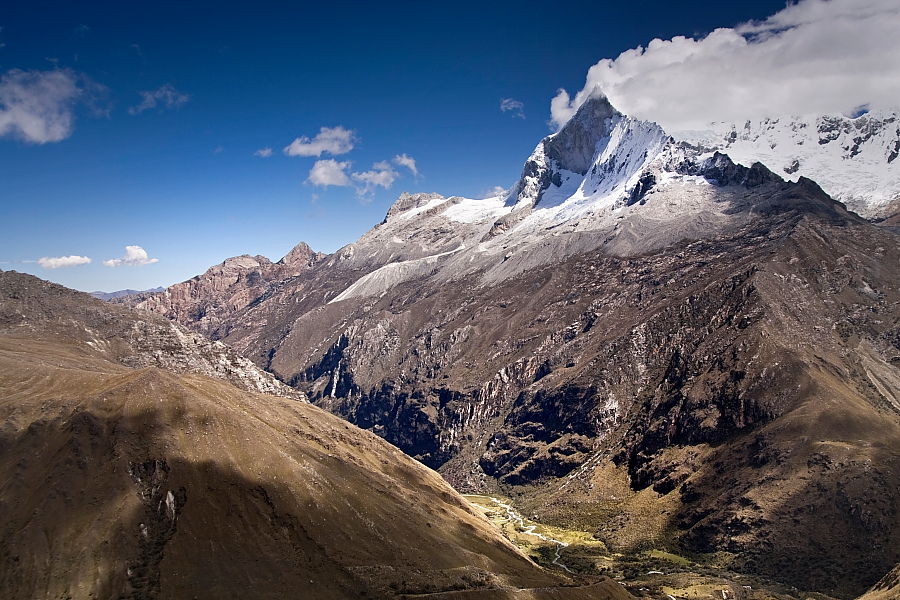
[326,91,877,303]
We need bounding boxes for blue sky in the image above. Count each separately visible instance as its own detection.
[2,0,891,292]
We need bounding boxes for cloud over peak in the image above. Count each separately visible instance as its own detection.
[550,0,900,132]
[38,255,91,269]
[103,245,159,267]
[284,126,355,157]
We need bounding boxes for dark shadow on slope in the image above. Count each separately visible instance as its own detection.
[0,387,592,600]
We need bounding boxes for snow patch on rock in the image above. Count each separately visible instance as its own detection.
[330,245,465,303]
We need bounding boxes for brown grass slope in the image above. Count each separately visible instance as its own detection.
[0,270,302,399]
[0,276,631,600]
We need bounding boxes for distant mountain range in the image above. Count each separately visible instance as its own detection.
[93,94,900,597]
[90,286,166,301]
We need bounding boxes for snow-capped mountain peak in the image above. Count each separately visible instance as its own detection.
[675,110,900,219]
[508,90,669,217]
[324,92,900,302]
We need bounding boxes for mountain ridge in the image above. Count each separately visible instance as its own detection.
[675,109,900,219]
[0,269,304,400]
[120,242,322,341]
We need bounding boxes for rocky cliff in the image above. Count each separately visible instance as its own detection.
[118,242,322,340]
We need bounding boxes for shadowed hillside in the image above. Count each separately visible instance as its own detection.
[0,271,631,599]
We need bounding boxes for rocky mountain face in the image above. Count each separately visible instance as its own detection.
[675,110,900,220]
[128,95,900,597]
[0,269,631,599]
[117,242,322,340]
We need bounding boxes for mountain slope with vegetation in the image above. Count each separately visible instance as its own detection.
[0,270,629,599]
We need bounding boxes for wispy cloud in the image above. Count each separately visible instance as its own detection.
[307,158,406,200]
[38,255,91,269]
[500,98,525,119]
[103,245,159,267]
[0,68,89,144]
[550,0,900,132]
[128,83,190,115]
[284,126,355,157]
[479,185,508,199]
[352,161,399,198]
[308,159,353,187]
[392,153,419,178]
[254,147,273,157]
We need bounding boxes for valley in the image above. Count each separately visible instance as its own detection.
[118,94,900,599]
[5,92,900,599]
[465,493,834,600]
[0,272,627,599]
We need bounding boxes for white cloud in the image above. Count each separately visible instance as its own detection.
[352,161,399,196]
[254,147,273,157]
[284,126,355,157]
[479,185,508,199]
[392,153,419,178]
[103,245,159,267]
[37,255,91,269]
[129,84,190,115]
[307,158,403,198]
[308,159,353,187]
[500,98,525,119]
[550,0,900,132]
[0,68,84,144]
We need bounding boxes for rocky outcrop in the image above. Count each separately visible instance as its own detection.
[118,242,322,340]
